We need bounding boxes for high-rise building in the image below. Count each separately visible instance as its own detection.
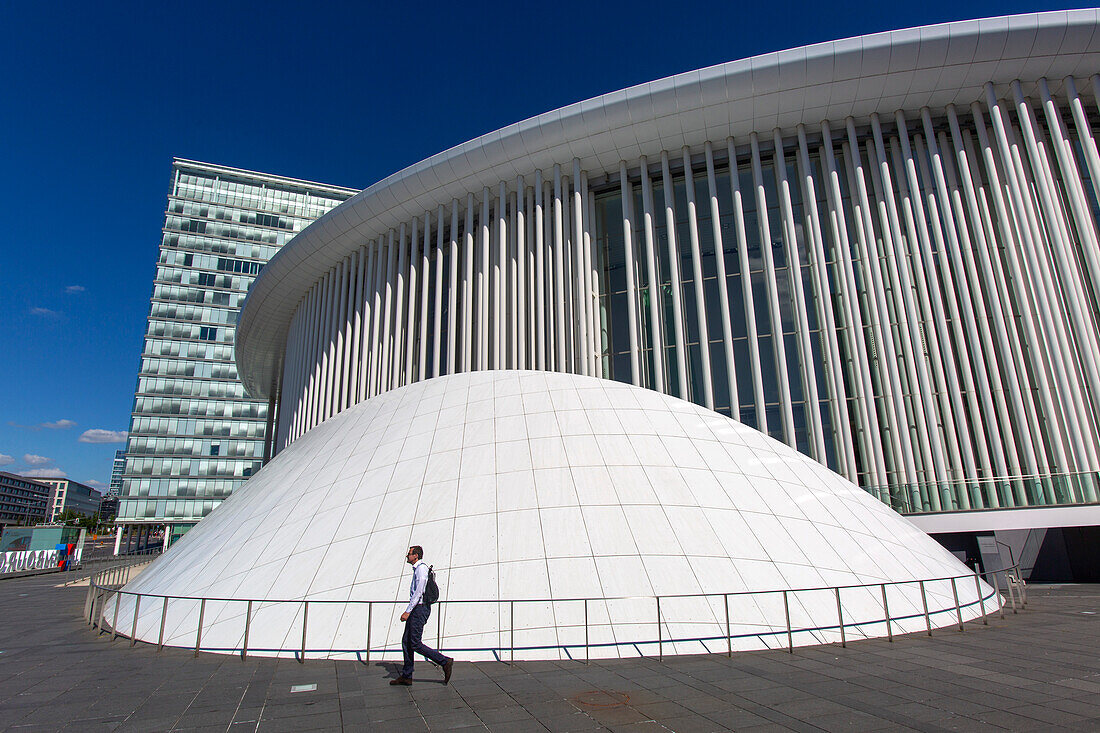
[118,159,356,545]
[108,449,124,497]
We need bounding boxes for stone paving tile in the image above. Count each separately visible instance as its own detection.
[1,574,1098,731]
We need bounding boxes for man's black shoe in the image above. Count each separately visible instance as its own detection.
[442,659,453,684]
[390,676,412,686]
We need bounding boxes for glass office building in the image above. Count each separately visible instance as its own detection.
[118,159,356,539]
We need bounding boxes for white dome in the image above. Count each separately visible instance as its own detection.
[110,371,993,659]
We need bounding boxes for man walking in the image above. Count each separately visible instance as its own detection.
[391,545,454,686]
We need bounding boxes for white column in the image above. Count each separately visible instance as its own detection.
[703,142,738,417]
[479,189,491,370]
[820,122,887,486]
[433,206,446,379]
[660,151,690,398]
[368,239,386,397]
[749,133,795,445]
[526,185,537,369]
[319,269,337,422]
[516,176,527,370]
[380,230,397,392]
[350,246,367,407]
[534,172,547,370]
[727,138,766,431]
[113,525,122,556]
[640,156,666,392]
[331,260,348,414]
[462,194,475,373]
[445,202,458,377]
[495,182,506,370]
[620,161,642,386]
[773,132,824,462]
[552,165,567,372]
[795,126,855,481]
[583,172,601,376]
[562,173,576,371]
[392,223,408,387]
[404,217,420,384]
[417,213,432,382]
[298,285,318,436]
[682,147,715,410]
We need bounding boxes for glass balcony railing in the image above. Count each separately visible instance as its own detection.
[865,472,1100,514]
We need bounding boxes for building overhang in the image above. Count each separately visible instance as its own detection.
[235,10,1100,399]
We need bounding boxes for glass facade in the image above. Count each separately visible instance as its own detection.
[118,159,356,526]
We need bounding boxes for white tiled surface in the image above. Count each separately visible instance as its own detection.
[111,371,993,660]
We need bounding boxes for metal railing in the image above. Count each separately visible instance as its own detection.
[867,471,1100,514]
[85,564,1026,662]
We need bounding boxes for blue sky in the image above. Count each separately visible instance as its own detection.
[0,0,1085,490]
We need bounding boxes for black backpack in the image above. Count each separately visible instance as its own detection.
[424,565,440,606]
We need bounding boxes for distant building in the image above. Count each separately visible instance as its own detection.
[108,449,124,497]
[117,159,356,548]
[0,472,50,526]
[36,478,102,521]
[99,494,119,521]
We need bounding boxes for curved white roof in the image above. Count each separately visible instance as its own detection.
[236,10,1100,398]
[111,372,989,659]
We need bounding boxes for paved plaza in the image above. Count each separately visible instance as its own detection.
[0,571,1097,732]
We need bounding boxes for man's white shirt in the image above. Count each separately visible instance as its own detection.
[406,559,428,614]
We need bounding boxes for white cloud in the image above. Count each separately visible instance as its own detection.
[78,429,127,444]
[30,306,60,317]
[21,468,68,478]
[42,419,76,430]
[0,454,13,466]
[23,453,52,466]
[86,479,107,489]
[65,285,86,293]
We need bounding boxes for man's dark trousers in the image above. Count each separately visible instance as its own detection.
[401,604,449,679]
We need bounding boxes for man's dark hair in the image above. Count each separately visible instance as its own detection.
[410,545,423,560]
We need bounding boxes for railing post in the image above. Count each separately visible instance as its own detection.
[724,594,731,657]
[365,602,372,663]
[584,599,589,664]
[130,596,141,647]
[300,601,309,663]
[194,599,206,657]
[950,577,963,631]
[111,592,121,641]
[975,573,987,625]
[1006,572,1018,613]
[835,587,845,648]
[783,590,793,653]
[242,600,253,660]
[880,584,892,642]
[510,600,515,665]
[84,583,94,623]
[919,580,931,636]
[656,596,662,662]
[992,571,1005,619]
[158,597,168,651]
